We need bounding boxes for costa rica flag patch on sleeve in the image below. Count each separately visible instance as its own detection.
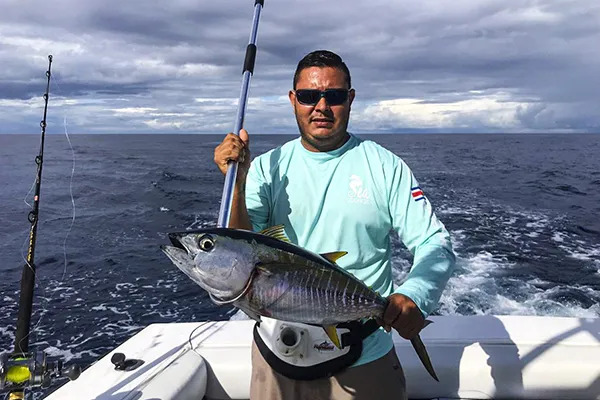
[411,186,426,202]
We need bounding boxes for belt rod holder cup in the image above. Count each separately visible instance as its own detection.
[275,324,308,358]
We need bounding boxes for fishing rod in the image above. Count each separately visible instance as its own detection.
[0,55,80,400]
[217,0,264,228]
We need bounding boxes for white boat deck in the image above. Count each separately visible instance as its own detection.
[45,315,600,399]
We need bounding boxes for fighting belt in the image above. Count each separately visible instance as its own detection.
[253,317,380,381]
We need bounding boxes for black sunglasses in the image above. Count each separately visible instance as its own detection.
[294,89,349,106]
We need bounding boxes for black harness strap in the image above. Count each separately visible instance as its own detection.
[339,319,381,347]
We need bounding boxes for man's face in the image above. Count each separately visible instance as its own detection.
[289,66,355,152]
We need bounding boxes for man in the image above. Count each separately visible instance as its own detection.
[214,50,456,399]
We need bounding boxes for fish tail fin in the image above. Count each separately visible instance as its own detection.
[411,334,439,382]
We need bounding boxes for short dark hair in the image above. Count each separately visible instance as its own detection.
[293,50,351,90]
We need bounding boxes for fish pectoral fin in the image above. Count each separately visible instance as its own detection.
[322,325,342,349]
[255,263,273,276]
[320,251,348,264]
[423,319,434,329]
[259,225,291,243]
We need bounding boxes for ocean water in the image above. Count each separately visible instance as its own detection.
[1,133,599,397]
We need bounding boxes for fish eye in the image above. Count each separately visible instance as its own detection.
[198,235,215,252]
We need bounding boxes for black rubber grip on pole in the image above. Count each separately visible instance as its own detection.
[255,0,264,6]
[244,44,257,74]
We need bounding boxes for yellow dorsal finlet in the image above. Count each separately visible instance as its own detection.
[320,251,348,263]
[322,325,342,349]
[259,225,291,243]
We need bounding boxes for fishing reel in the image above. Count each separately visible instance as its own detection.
[0,351,81,394]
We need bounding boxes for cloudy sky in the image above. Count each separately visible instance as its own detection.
[1,0,599,134]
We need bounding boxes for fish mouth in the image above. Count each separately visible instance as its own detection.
[168,232,187,251]
[161,232,194,264]
[166,231,202,256]
[159,243,189,263]
[160,243,200,288]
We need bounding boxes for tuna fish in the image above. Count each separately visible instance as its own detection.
[160,224,438,381]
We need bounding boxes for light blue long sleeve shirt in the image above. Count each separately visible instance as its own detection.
[244,133,456,366]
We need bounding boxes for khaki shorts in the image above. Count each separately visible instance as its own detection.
[250,340,407,400]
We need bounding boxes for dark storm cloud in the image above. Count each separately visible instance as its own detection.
[0,0,598,133]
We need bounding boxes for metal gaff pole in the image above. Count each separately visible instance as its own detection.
[217,0,264,228]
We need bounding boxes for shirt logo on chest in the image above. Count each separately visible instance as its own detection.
[347,174,370,204]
